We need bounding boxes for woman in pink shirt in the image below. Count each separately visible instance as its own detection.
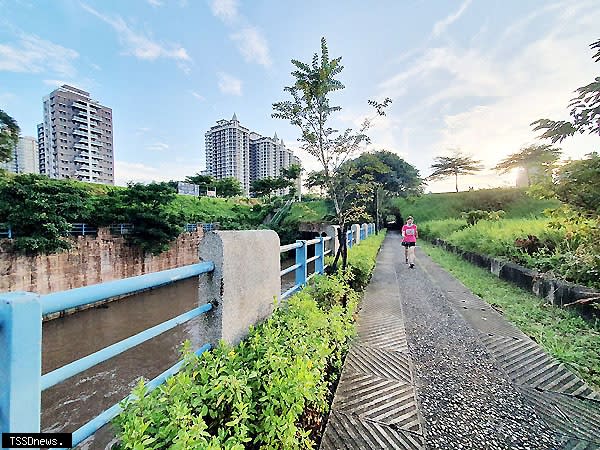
[401,216,418,269]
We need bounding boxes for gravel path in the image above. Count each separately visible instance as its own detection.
[393,231,562,449]
[322,231,599,450]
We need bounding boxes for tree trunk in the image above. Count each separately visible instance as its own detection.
[455,171,459,193]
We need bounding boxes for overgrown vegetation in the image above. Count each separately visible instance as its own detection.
[406,188,599,289]
[422,242,600,389]
[0,173,276,255]
[113,234,385,449]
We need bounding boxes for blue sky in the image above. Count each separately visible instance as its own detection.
[1,0,598,192]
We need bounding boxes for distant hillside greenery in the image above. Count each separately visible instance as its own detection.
[396,188,599,289]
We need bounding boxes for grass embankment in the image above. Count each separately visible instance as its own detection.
[113,233,384,449]
[422,242,600,390]
[397,188,599,289]
[394,187,559,222]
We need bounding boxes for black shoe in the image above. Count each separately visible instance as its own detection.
[405,259,409,264]
[409,263,414,269]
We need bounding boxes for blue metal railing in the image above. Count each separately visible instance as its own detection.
[69,223,98,236]
[279,223,375,299]
[0,262,215,449]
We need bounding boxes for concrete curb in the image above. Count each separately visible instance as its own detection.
[429,238,599,311]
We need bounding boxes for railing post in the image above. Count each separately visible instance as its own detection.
[0,292,42,435]
[315,237,325,275]
[8,226,12,239]
[295,240,307,288]
[82,223,86,236]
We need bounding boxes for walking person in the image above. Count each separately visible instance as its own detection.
[401,216,418,269]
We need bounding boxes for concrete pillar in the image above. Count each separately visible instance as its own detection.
[198,230,281,345]
[351,224,361,245]
[325,225,340,257]
[361,223,368,240]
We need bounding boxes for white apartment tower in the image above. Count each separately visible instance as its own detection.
[205,113,250,194]
[1,137,39,174]
[38,85,114,184]
[205,114,301,196]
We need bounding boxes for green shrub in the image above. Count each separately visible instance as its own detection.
[113,234,385,449]
[345,232,386,290]
[418,219,468,241]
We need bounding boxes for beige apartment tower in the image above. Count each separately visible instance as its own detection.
[38,85,114,184]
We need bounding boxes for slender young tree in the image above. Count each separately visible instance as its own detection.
[427,150,483,192]
[273,37,390,269]
[494,144,562,186]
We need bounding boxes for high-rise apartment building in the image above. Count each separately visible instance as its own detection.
[205,113,250,194]
[205,114,301,196]
[38,85,114,184]
[1,137,39,174]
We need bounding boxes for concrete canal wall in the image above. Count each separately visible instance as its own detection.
[0,228,203,294]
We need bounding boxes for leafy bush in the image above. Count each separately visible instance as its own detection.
[0,174,91,254]
[460,209,505,226]
[418,218,468,241]
[114,286,362,449]
[344,231,386,291]
[113,232,385,448]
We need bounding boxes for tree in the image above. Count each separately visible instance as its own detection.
[494,144,562,186]
[214,177,243,197]
[531,39,600,143]
[273,37,390,270]
[554,152,600,215]
[349,151,423,229]
[185,173,215,193]
[250,176,288,199]
[0,174,91,254]
[93,182,183,254]
[280,163,302,181]
[427,150,483,192]
[0,109,20,163]
[305,170,328,196]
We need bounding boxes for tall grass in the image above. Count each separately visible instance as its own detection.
[394,187,559,222]
[445,218,564,260]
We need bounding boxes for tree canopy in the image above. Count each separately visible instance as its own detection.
[494,144,562,186]
[554,152,600,216]
[427,150,483,192]
[531,39,600,143]
[0,109,20,163]
[214,177,243,197]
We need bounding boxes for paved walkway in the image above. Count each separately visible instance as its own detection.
[321,232,600,450]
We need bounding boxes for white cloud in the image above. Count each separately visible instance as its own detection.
[210,0,271,68]
[210,0,239,23]
[115,160,204,185]
[230,27,271,67]
[147,0,163,6]
[81,4,191,63]
[146,142,169,151]
[190,91,205,101]
[432,0,472,37]
[0,33,78,76]
[375,3,600,192]
[217,72,242,96]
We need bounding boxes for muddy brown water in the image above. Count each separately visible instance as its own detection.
[40,257,313,449]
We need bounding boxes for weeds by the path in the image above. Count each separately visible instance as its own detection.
[421,242,600,391]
